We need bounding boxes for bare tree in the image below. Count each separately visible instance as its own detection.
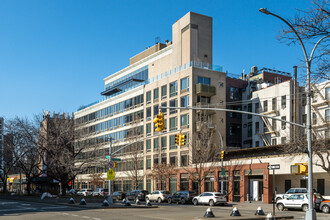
[38,112,93,196]
[279,0,329,82]
[184,112,219,194]
[89,169,104,190]
[123,116,144,190]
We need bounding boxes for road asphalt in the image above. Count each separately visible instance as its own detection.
[1,198,330,220]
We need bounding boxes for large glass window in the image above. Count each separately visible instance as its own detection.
[161,85,167,99]
[146,91,151,104]
[197,76,210,85]
[181,95,189,107]
[169,117,177,131]
[161,137,167,150]
[180,174,189,190]
[146,140,151,152]
[154,88,159,100]
[154,105,159,116]
[154,138,159,150]
[146,158,151,169]
[281,95,286,108]
[263,100,268,112]
[248,104,252,119]
[181,77,189,91]
[233,170,240,202]
[181,114,189,127]
[146,123,151,135]
[170,81,178,97]
[272,98,277,111]
[326,109,330,122]
[326,87,330,100]
[146,107,151,118]
[170,99,177,114]
[170,135,176,149]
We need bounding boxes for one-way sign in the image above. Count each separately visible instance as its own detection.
[267,164,280,170]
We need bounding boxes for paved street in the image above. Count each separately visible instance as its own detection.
[1,199,330,220]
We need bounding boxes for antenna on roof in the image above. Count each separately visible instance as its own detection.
[155,37,160,44]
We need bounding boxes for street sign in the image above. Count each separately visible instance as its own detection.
[302,176,308,180]
[267,164,280,170]
[221,168,225,176]
[107,169,115,180]
[108,161,114,169]
[105,156,121,161]
[111,158,121,161]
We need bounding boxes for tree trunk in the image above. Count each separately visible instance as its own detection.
[26,180,32,195]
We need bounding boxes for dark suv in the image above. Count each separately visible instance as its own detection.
[167,190,197,204]
[126,190,149,201]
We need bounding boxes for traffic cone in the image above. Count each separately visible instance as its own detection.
[136,198,141,205]
[80,198,87,205]
[102,199,109,207]
[230,207,241,216]
[146,198,152,206]
[125,200,131,206]
[204,207,215,218]
[68,197,75,204]
[255,206,265,215]
[266,213,274,220]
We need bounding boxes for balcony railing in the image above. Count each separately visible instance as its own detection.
[196,84,216,96]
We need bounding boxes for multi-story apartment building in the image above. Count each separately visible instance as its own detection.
[74,12,226,194]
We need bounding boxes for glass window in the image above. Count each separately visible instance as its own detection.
[154,105,159,116]
[181,114,189,127]
[170,81,178,97]
[255,103,259,113]
[146,158,151,169]
[161,102,167,115]
[272,119,277,130]
[169,117,177,131]
[255,122,259,134]
[263,100,268,112]
[248,104,252,119]
[154,138,159,149]
[170,99,177,114]
[146,140,151,152]
[326,87,330,100]
[146,91,151,104]
[197,76,210,85]
[326,109,330,122]
[272,98,277,111]
[170,135,176,149]
[181,77,189,91]
[281,95,286,108]
[154,88,159,100]
[170,156,176,165]
[181,95,189,107]
[161,137,167,150]
[247,122,252,137]
[161,85,167,98]
[146,123,151,135]
[282,116,286,129]
[147,107,151,118]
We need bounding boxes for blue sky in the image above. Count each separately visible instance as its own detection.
[0,0,313,119]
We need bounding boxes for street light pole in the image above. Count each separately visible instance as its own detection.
[259,8,329,220]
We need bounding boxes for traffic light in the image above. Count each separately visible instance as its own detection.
[290,163,308,175]
[180,134,186,146]
[154,112,165,132]
[220,150,224,159]
[113,162,117,168]
[175,133,180,146]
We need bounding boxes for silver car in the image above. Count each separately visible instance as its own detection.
[192,192,227,206]
[77,189,93,196]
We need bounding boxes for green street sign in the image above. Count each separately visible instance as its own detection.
[221,168,225,176]
[105,156,121,161]
[111,158,121,161]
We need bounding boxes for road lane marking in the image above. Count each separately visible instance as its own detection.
[82,216,90,219]
[71,214,79,217]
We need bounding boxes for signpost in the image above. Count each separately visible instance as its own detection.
[268,164,280,216]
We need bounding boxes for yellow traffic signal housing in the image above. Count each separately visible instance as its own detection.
[175,133,180,146]
[290,163,308,175]
[220,150,225,159]
[113,162,117,168]
[154,112,165,132]
[180,134,186,146]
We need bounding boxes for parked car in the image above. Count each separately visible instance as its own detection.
[111,191,126,201]
[67,189,77,195]
[77,189,93,196]
[146,191,171,203]
[320,200,330,213]
[167,191,197,204]
[276,193,322,212]
[192,192,227,206]
[126,190,149,201]
[92,188,108,196]
[275,188,307,202]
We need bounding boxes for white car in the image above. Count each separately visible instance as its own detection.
[276,193,310,211]
[275,188,307,202]
[77,189,93,196]
[146,190,171,203]
[192,192,227,206]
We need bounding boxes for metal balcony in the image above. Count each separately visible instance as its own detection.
[195,84,216,96]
